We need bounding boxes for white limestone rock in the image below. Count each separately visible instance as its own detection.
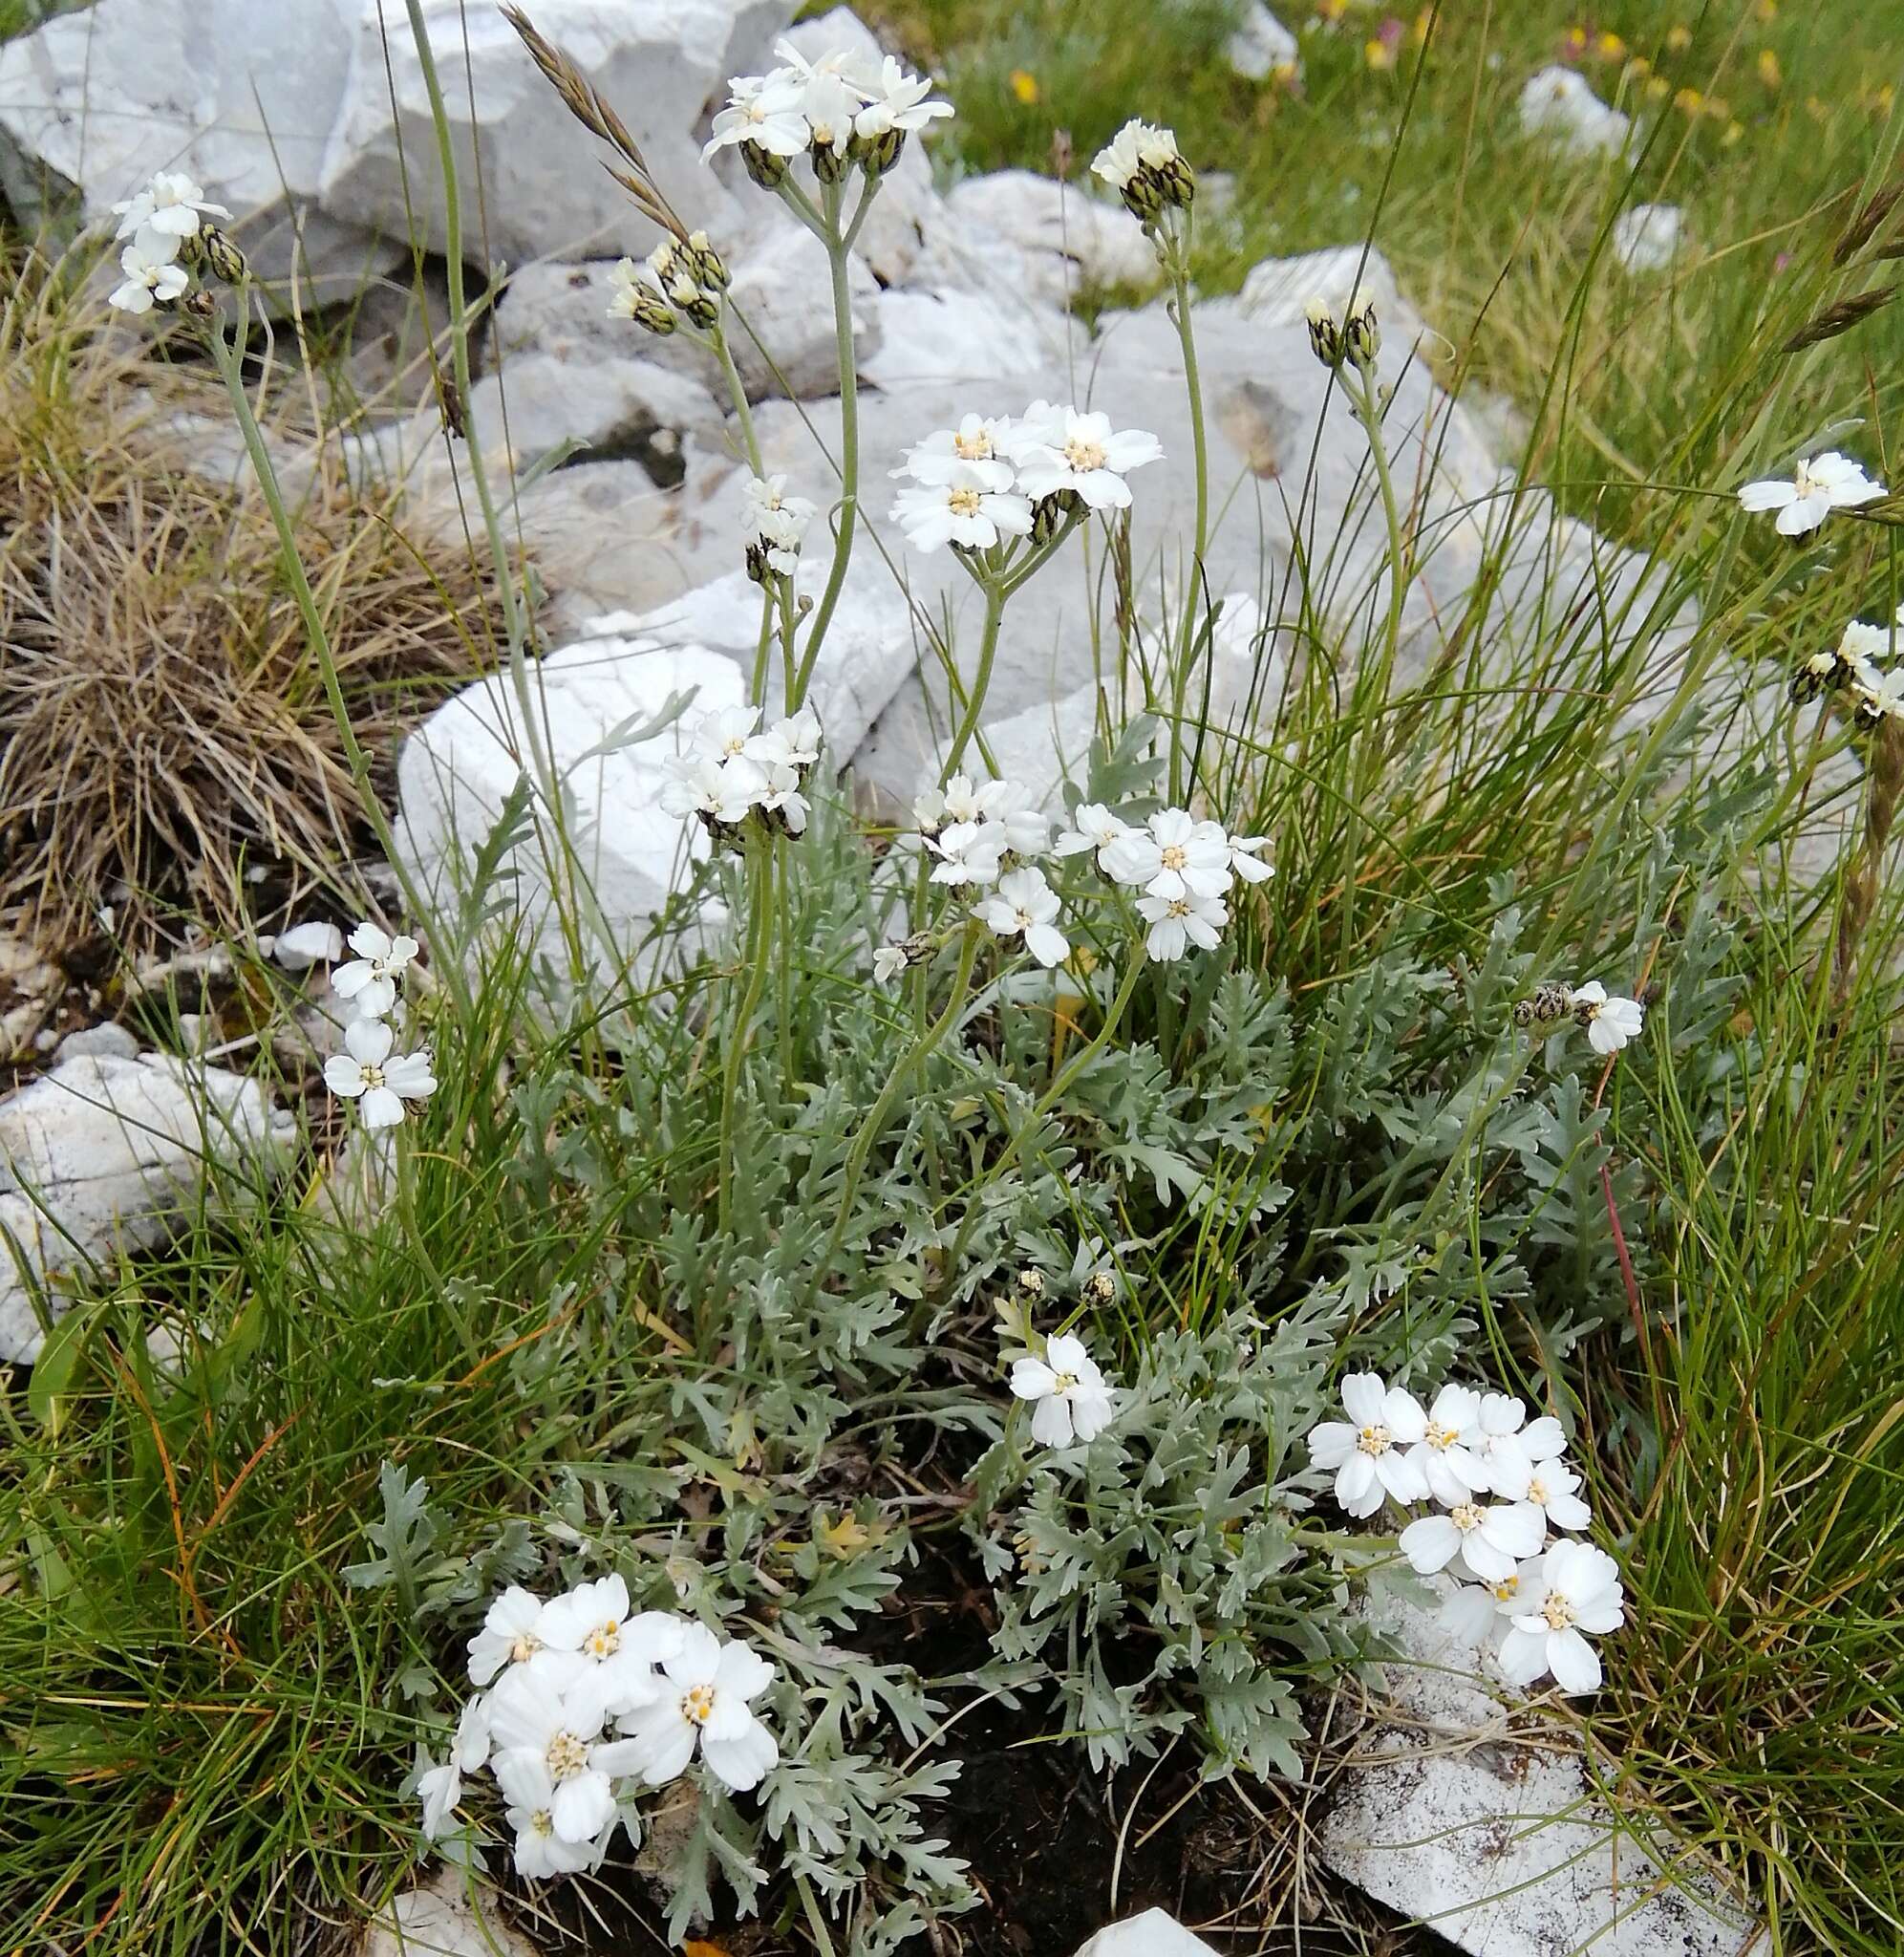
[56,1023,142,1063]
[1,1052,294,1364]
[1074,1908,1220,1957]
[1518,65,1632,157]
[464,350,725,482]
[363,1871,546,1957]
[863,286,1070,391]
[1225,3,1300,82]
[271,921,346,971]
[941,172,1159,307]
[1318,1581,1761,1957]
[317,0,796,266]
[0,0,392,290]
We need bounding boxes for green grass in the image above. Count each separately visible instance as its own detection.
[4,3,1904,1953]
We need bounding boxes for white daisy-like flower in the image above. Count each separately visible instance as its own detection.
[1498,1538,1625,1694]
[1054,803,1133,871]
[748,706,823,769]
[112,170,231,243]
[893,415,1016,491]
[503,1759,610,1877]
[488,1664,651,1843]
[771,37,866,86]
[799,71,861,160]
[1738,452,1885,537]
[417,1695,491,1839]
[1851,667,1904,725]
[617,1623,779,1793]
[537,1575,688,1716]
[742,473,816,576]
[1399,1495,1546,1583]
[1306,1372,1431,1518]
[1090,118,1175,189]
[1228,834,1275,884]
[852,54,952,139]
[1493,1453,1594,1532]
[108,235,190,314]
[872,944,908,984]
[1136,887,1229,960]
[756,760,810,833]
[691,704,761,762]
[1405,1383,1490,1506]
[926,819,1009,888]
[331,922,419,1021]
[977,867,1069,968]
[1010,1330,1116,1447]
[605,255,666,321]
[660,753,739,825]
[1472,1393,1567,1494]
[469,1584,550,1687]
[1572,980,1644,1055]
[892,465,1034,552]
[1012,404,1165,511]
[1103,809,1232,901]
[961,775,1051,855]
[1439,1555,1544,1646]
[323,1018,437,1129]
[702,70,810,161]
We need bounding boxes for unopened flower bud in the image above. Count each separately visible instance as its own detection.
[181,288,217,320]
[685,230,729,292]
[1343,295,1380,365]
[202,226,247,285]
[812,140,850,185]
[740,140,789,190]
[1083,1271,1116,1306]
[1016,1268,1045,1300]
[1118,170,1166,224]
[1305,295,1343,368]
[1513,980,1576,1028]
[1159,156,1197,209]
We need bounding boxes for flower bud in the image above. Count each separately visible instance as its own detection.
[1344,294,1380,365]
[1117,170,1166,225]
[812,140,850,185]
[202,226,248,285]
[740,140,789,190]
[685,230,729,292]
[1304,295,1343,368]
[1083,1271,1116,1306]
[181,288,216,320]
[1159,156,1197,209]
[1513,980,1576,1028]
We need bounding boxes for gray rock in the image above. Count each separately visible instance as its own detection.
[1,1051,294,1364]
[1317,1580,1761,1957]
[0,0,396,290]
[56,1023,142,1062]
[317,0,796,268]
[363,1871,546,1957]
[1074,1910,1219,1957]
[940,171,1159,307]
[466,350,725,483]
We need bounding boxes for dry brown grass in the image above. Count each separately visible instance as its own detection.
[0,247,499,954]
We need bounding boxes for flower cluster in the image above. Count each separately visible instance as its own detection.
[418,1576,779,1875]
[1511,978,1645,1054]
[105,170,245,315]
[324,922,438,1130]
[661,704,823,841]
[890,403,1163,556]
[1739,451,1885,538]
[741,473,817,583]
[1791,614,1904,725]
[703,40,950,188]
[608,230,729,337]
[1304,290,1381,370]
[1059,802,1273,960]
[1308,1373,1626,1693]
[1090,118,1195,223]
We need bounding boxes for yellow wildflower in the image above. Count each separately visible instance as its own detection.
[1596,31,1626,61]
[1009,68,1038,105]
[1365,36,1397,70]
[1665,24,1692,53]
[1756,49,1781,90]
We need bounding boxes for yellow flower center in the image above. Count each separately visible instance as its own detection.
[1159,844,1187,871]
[1425,1420,1460,1452]
[681,1684,717,1726]
[954,429,993,460]
[1542,1595,1576,1631]
[1051,1370,1078,1393]
[359,1063,386,1089]
[1064,437,1107,472]
[585,1620,621,1658]
[1528,1475,1551,1506]
[948,487,982,516]
[1450,1502,1485,1533]
[1490,1573,1520,1602]
[508,1631,540,1663]
[1355,1422,1391,1456]
[546,1731,589,1779]
[530,1808,556,1839]
[1166,896,1191,919]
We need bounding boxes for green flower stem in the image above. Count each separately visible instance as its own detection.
[1165,222,1210,800]
[941,578,1008,784]
[1346,355,1409,717]
[750,587,775,704]
[790,174,873,711]
[817,923,983,1280]
[710,316,763,476]
[718,833,778,1231]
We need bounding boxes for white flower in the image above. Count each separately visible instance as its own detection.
[1010,1330,1116,1446]
[660,753,739,824]
[702,71,810,160]
[1739,452,1885,537]
[1439,1556,1543,1646]
[1611,203,1685,274]
[108,236,189,314]
[873,945,908,984]
[112,170,231,243]
[742,473,816,575]
[1228,834,1275,884]
[752,705,822,768]
[692,703,761,762]
[1136,887,1229,960]
[322,1017,437,1129]
[1012,405,1165,511]
[957,774,1050,854]
[1517,66,1631,156]
[978,868,1069,968]
[503,1759,610,1878]
[417,1696,492,1839]
[618,1623,779,1792]
[1498,1538,1625,1694]
[331,921,419,1021]
[892,465,1034,551]
[1572,979,1644,1055]
[854,55,952,138]
[1399,1496,1546,1583]
[1054,803,1132,871]
[893,415,1016,491]
[537,1575,688,1715]
[488,1664,650,1843]
[1405,1383,1490,1506]
[1472,1394,1567,1494]
[469,1584,550,1687]
[1091,118,1176,189]
[926,819,1008,888]
[1103,809,1232,900]
[1306,1372,1430,1517]
[771,38,866,86]
[756,760,810,834]
[799,71,861,158]
[605,255,663,320]
[1494,1453,1594,1532]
